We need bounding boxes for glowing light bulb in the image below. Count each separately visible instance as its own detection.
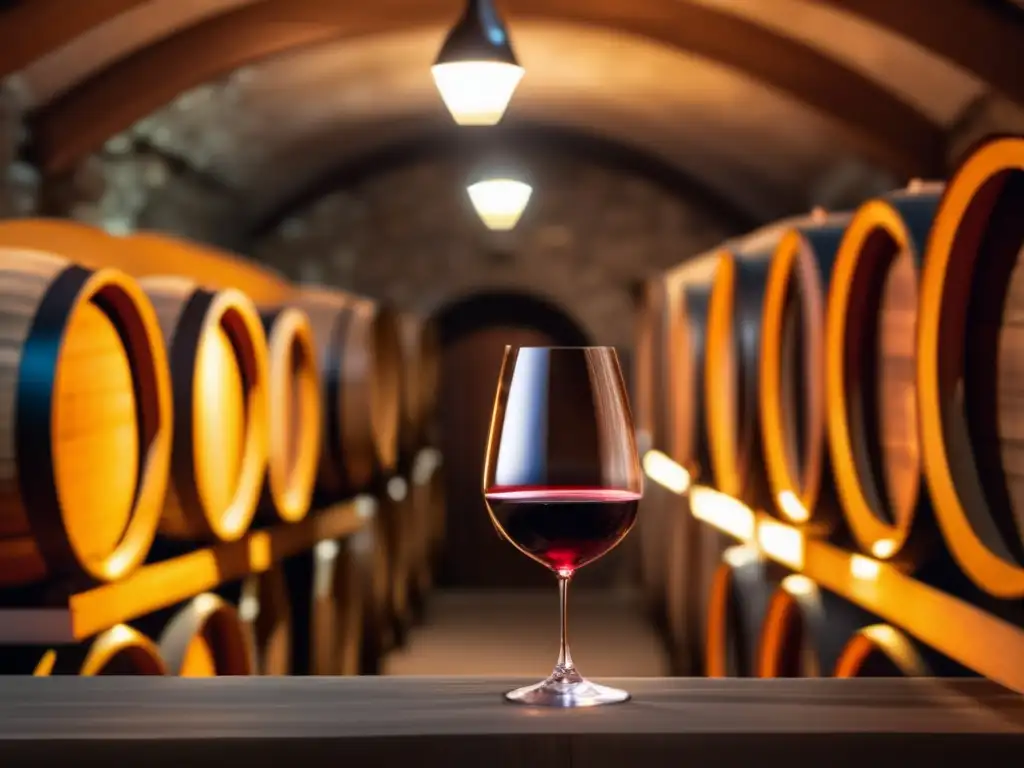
[432,61,524,126]
[467,178,532,231]
[433,0,524,125]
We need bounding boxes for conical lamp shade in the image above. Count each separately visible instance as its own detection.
[432,0,524,126]
[467,178,532,231]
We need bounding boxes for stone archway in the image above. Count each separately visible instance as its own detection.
[434,288,591,348]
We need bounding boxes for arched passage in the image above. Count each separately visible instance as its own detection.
[433,289,592,349]
[431,290,630,589]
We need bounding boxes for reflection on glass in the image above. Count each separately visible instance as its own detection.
[483,346,642,707]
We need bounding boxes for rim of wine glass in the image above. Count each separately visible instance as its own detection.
[506,345,617,350]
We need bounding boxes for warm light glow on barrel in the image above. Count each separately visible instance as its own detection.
[642,450,692,494]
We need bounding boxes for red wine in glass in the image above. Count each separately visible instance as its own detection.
[483,346,642,707]
[484,487,640,574]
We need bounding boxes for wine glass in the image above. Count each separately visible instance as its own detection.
[483,346,643,707]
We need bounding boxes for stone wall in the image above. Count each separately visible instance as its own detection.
[251,154,741,349]
[0,79,38,219]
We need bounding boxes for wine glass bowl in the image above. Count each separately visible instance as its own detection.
[484,487,640,574]
[483,346,642,707]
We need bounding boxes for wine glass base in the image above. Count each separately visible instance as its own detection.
[504,676,631,708]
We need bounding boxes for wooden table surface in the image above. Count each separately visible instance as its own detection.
[1,677,1022,766]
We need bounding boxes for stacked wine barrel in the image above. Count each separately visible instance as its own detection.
[638,136,1024,681]
[0,220,442,676]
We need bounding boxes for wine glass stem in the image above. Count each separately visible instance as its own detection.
[554,571,577,678]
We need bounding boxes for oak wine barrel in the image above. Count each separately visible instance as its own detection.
[918,136,1024,597]
[0,249,172,586]
[127,231,295,305]
[397,313,441,458]
[119,233,311,527]
[39,625,167,676]
[666,512,729,674]
[756,211,851,532]
[310,538,365,675]
[237,568,292,675]
[425,450,447,565]
[660,251,728,672]
[705,547,776,677]
[126,236,320,525]
[143,276,269,542]
[704,214,841,513]
[0,624,166,675]
[833,624,931,678]
[377,487,413,641]
[256,308,321,524]
[666,251,722,482]
[296,288,403,496]
[409,451,443,614]
[350,500,393,669]
[124,233,318,526]
[634,277,671,457]
[0,220,294,304]
[757,576,872,678]
[388,474,428,619]
[159,593,254,676]
[634,277,676,621]
[825,183,945,564]
[0,218,128,276]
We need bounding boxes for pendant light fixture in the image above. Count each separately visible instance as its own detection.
[467,176,533,231]
[432,0,524,126]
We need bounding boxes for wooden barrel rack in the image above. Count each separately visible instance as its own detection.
[640,135,1024,695]
[0,218,440,679]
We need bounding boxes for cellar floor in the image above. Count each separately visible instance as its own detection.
[384,589,670,677]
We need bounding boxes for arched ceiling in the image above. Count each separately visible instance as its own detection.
[10,0,954,178]
[1,0,1020,226]
[120,24,907,225]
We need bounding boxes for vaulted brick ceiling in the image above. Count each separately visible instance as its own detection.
[2,0,1021,225]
